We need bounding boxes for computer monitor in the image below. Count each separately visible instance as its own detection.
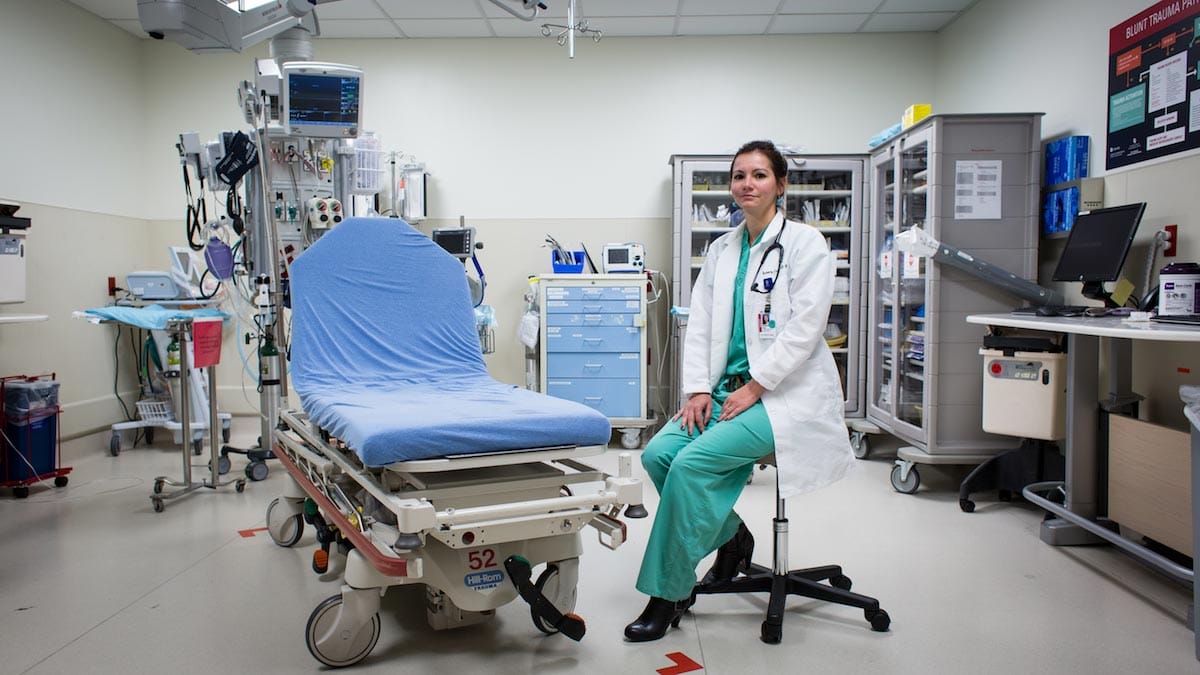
[280,62,363,138]
[1051,202,1146,303]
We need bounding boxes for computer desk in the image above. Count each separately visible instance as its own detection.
[967,313,1200,660]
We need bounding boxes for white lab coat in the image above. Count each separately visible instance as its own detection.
[682,212,854,499]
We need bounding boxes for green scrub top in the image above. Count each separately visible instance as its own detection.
[723,226,765,384]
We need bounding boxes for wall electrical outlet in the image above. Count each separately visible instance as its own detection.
[1164,224,1177,257]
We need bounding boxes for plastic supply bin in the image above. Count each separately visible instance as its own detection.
[2,375,69,493]
[551,250,585,274]
[979,349,1066,440]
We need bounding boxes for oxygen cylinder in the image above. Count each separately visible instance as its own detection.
[166,336,181,375]
[259,333,281,432]
[260,334,280,386]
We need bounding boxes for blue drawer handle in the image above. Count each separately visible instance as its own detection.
[584,396,604,401]
[582,338,604,344]
[583,304,603,310]
[583,363,604,370]
[582,315,602,324]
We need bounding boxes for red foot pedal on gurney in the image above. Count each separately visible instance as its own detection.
[505,555,586,641]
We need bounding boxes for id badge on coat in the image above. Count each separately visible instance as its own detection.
[757,309,778,340]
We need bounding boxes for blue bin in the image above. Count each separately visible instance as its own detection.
[551,250,585,274]
[4,410,57,481]
[3,379,60,482]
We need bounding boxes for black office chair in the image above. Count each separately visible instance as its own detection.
[691,454,891,643]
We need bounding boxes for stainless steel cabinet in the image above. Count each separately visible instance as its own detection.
[668,154,868,418]
[866,113,1043,476]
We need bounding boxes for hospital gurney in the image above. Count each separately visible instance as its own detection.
[264,218,645,668]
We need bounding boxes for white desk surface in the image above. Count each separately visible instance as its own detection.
[0,314,48,324]
[966,313,1200,342]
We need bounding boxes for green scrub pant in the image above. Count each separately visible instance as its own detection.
[635,384,775,601]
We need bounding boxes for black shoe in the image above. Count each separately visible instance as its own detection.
[624,596,687,642]
[698,522,754,586]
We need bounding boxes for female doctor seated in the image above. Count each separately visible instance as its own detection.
[625,139,854,642]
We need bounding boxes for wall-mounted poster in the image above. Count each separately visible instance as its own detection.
[1107,0,1200,170]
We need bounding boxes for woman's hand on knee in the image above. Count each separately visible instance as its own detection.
[674,393,712,435]
[717,380,765,422]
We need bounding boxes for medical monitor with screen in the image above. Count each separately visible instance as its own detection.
[280,62,363,138]
[1051,202,1146,287]
[432,228,475,260]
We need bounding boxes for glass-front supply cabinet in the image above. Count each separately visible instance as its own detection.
[867,114,1043,456]
[669,154,868,418]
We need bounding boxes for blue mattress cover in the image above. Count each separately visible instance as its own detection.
[289,217,611,466]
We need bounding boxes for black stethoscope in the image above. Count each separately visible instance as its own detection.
[750,217,787,294]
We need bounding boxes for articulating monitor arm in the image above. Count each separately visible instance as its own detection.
[895,227,1065,308]
[138,0,340,53]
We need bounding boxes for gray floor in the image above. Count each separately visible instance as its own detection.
[1,420,1196,674]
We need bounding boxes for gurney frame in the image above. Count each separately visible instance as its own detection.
[267,408,644,668]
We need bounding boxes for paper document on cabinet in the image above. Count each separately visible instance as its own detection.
[953,160,1002,220]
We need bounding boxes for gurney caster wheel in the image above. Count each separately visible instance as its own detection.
[235,479,246,493]
[109,433,121,457]
[54,476,68,488]
[153,479,165,495]
[306,594,381,668]
[217,453,231,476]
[531,564,577,634]
[13,486,29,499]
[245,461,269,482]
[222,422,231,443]
[192,439,203,456]
[144,426,155,445]
[266,497,304,547]
[152,498,164,513]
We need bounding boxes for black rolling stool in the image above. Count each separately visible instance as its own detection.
[691,454,891,643]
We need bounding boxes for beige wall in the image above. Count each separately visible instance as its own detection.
[936,0,1199,428]
[0,1,151,441]
[6,0,1195,444]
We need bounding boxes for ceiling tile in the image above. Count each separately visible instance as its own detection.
[680,0,779,16]
[861,11,958,32]
[66,0,139,20]
[878,0,974,11]
[482,1,567,19]
[579,0,681,17]
[396,18,494,37]
[317,19,403,38]
[582,16,678,36]
[488,18,557,37]
[377,0,485,19]
[780,0,882,12]
[677,15,771,35]
[769,14,870,34]
[311,0,388,20]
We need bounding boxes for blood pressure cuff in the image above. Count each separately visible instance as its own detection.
[215,131,258,185]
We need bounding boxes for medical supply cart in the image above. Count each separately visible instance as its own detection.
[866,113,1043,493]
[668,153,870,431]
[539,274,651,449]
[1,374,70,498]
